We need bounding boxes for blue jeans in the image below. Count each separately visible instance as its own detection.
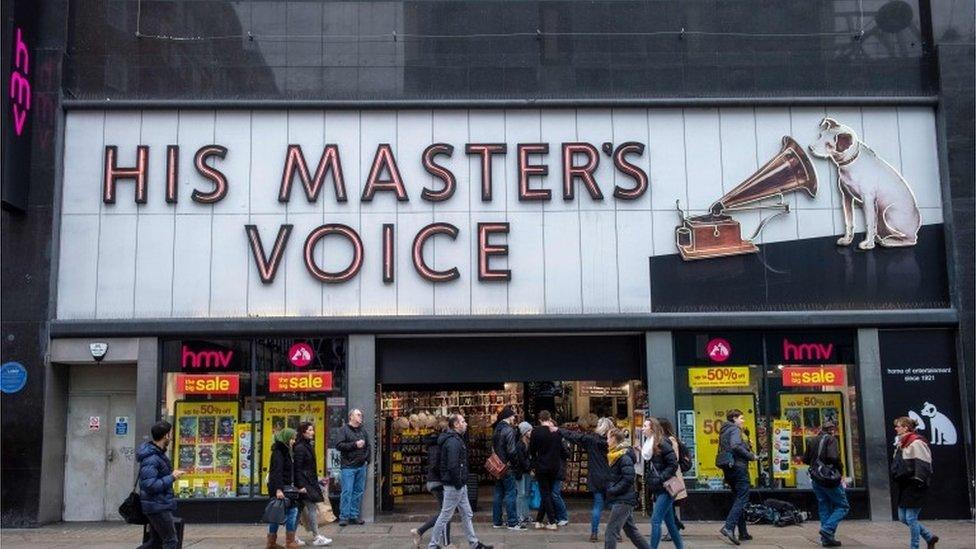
[590,490,606,535]
[515,475,531,522]
[340,464,367,520]
[811,482,849,537]
[723,466,750,533]
[492,472,519,526]
[268,504,299,534]
[650,492,683,549]
[553,479,568,522]
[898,507,935,549]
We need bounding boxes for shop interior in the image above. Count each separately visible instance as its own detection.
[378,379,647,514]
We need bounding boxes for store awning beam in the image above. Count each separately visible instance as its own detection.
[49,309,958,338]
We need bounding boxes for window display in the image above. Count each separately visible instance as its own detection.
[159,337,347,500]
[674,331,864,492]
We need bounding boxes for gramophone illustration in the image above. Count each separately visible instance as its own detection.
[675,136,818,261]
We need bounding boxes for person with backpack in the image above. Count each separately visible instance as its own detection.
[641,418,684,549]
[136,421,184,549]
[717,409,757,546]
[603,428,650,549]
[658,419,689,539]
[294,422,333,546]
[490,406,523,530]
[561,417,613,542]
[411,417,451,548]
[426,413,493,549]
[891,416,939,549]
[801,420,847,547]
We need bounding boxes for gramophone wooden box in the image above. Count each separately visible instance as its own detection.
[675,213,758,260]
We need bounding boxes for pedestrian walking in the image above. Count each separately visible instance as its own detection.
[802,419,847,547]
[335,409,370,527]
[136,421,184,549]
[427,413,493,549]
[529,410,563,530]
[658,419,688,540]
[411,417,451,548]
[603,428,650,549]
[717,409,756,546]
[891,416,939,549]
[490,405,524,530]
[294,422,333,546]
[514,421,534,525]
[551,436,571,527]
[267,427,303,549]
[641,418,684,549]
[561,416,613,542]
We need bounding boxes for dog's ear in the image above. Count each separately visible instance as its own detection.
[820,117,839,130]
[835,132,853,153]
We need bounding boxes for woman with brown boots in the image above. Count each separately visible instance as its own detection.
[267,427,303,548]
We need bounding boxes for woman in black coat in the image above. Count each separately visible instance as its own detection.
[294,422,332,546]
[561,417,612,542]
[267,427,301,549]
[640,419,683,549]
[603,428,649,549]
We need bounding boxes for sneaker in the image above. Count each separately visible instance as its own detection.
[507,524,528,531]
[351,518,365,525]
[410,528,421,547]
[533,522,544,530]
[589,533,598,543]
[312,536,332,547]
[556,519,569,527]
[719,527,740,546]
[294,538,306,546]
[473,543,493,549]
[662,533,672,541]
[926,536,939,549]
[545,523,558,531]
[822,540,842,548]
[491,524,505,529]
[338,520,348,527]
[739,533,753,541]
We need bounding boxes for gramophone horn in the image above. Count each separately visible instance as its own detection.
[711,136,818,214]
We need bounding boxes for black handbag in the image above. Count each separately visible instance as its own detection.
[282,484,301,500]
[119,477,149,525]
[809,436,842,487]
[262,498,288,524]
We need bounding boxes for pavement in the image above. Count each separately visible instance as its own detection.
[2,520,974,548]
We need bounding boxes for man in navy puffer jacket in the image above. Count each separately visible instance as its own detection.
[136,421,185,549]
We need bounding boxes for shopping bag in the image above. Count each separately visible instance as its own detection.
[316,501,336,525]
[529,479,541,510]
[262,498,287,524]
[118,477,149,525]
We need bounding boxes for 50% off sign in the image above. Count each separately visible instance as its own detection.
[688,366,751,388]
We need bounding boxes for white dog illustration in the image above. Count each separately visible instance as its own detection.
[808,117,921,250]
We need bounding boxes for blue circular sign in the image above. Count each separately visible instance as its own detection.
[0,362,27,394]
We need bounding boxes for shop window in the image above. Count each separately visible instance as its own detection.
[673,331,863,492]
[159,337,347,499]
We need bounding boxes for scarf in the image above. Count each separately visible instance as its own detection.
[607,442,630,466]
[898,432,926,449]
[274,427,297,455]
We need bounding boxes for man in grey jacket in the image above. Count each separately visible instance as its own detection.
[718,409,756,545]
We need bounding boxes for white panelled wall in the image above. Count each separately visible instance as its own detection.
[56,107,944,320]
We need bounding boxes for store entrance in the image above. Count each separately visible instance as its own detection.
[375,334,645,516]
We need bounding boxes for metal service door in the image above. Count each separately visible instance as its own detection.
[63,365,136,521]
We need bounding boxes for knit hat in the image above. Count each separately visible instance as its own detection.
[518,421,533,437]
[496,405,516,424]
[274,427,297,446]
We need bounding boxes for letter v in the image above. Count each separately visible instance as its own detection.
[245,224,293,284]
[218,351,233,368]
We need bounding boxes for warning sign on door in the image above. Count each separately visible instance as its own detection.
[89,416,101,431]
[115,416,129,436]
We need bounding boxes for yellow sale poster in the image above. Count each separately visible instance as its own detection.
[688,366,750,388]
[261,400,326,494]
[779,392,845,487]
[693,393,758,486]
[173,401,239,498]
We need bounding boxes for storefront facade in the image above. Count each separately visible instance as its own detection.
[2,0,973,528]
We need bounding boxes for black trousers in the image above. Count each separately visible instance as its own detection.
[417,486,450,544]
[534,471,558,524]
[138,511,179,549]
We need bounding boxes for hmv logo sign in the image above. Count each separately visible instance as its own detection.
[181,345,234,369]
[782,338,834,361]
